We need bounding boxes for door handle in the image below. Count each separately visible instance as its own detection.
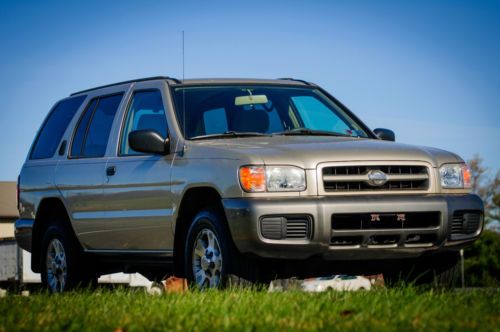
[106,166,116,176]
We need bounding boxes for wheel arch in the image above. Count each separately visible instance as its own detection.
[31,197,79,272]
[173,186,228,277]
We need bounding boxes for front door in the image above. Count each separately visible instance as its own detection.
[99,89,174,251]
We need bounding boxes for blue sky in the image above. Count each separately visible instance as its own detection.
[0,0,499,181]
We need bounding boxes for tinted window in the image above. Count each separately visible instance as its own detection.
[172,86,369,139]
[291,96,352,134]
[71,94,123,158]
[235,103,283,134]
[30,95,86,159]
[203,108,227,134]
[71,99,97,157]
[120,90,167,156]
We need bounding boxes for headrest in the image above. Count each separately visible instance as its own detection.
[232,109,269,133]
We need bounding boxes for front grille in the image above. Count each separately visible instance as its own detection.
[322,165,429,192]
[330,211,440,248]
[367,235,399,246]
[260,215,312,240]
[330,233,437,247]
[405,234,437,245]
[451,211,482,236]
[330,236,363,246]
[331,212,440,230]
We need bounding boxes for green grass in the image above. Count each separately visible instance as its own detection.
[1,287,499,331]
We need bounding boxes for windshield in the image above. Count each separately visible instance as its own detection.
[172,85,370,139]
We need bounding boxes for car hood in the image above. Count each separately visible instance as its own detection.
[187,136,462,169]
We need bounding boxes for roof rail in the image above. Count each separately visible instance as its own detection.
[277,77,311,85]
[70,76,182,96]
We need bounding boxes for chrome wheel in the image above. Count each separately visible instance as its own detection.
[192,229,223,288]
[46,238,67,292]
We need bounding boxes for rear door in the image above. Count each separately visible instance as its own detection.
[55,92,125,249]
[98,83,174,251]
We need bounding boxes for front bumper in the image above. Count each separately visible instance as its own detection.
[222,194,484,260]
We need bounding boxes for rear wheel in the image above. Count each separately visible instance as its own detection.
[185,209,231,289]
[41,223,96,292]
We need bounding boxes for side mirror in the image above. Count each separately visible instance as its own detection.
[129,130,170,155]
[373,128,395,142]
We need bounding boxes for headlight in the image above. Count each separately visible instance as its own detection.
[239,165,306,192]
[266,166,306,192]
[439,163,472,189]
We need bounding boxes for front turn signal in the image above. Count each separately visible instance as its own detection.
[462,164,472,189]
[239,166,266,192]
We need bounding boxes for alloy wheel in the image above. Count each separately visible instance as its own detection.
[46,238,68,292]
[191,229,223,288]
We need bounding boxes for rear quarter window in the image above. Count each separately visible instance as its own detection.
[30,95,86,159]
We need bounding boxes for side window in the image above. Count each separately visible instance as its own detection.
[30,95,86,159]
[71,99,97,157]
[203,108,228,135]
[120,90,167,156]
[291,96,352,133]
[71,94,123,158]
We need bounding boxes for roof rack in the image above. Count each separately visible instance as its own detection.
[70,76,182,96]
[277,77,311,85]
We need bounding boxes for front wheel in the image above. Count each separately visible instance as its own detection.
[428,252,460,288]
[385,252,460,288]
[185,210,231,289]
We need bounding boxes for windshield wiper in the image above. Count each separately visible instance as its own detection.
[274,128,352,137]
[190,131,271,141]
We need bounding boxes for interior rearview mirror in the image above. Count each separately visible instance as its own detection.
[129,130,170,155]
[373,128,395,142]
[235,94,268,106]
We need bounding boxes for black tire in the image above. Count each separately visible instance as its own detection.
[428,252,460,288]
[40,223,96,293]
[385,252,460,288]
[184,209,232,289]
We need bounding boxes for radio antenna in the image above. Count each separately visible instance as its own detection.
[182,30,186,139]
[182,30,185,81]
